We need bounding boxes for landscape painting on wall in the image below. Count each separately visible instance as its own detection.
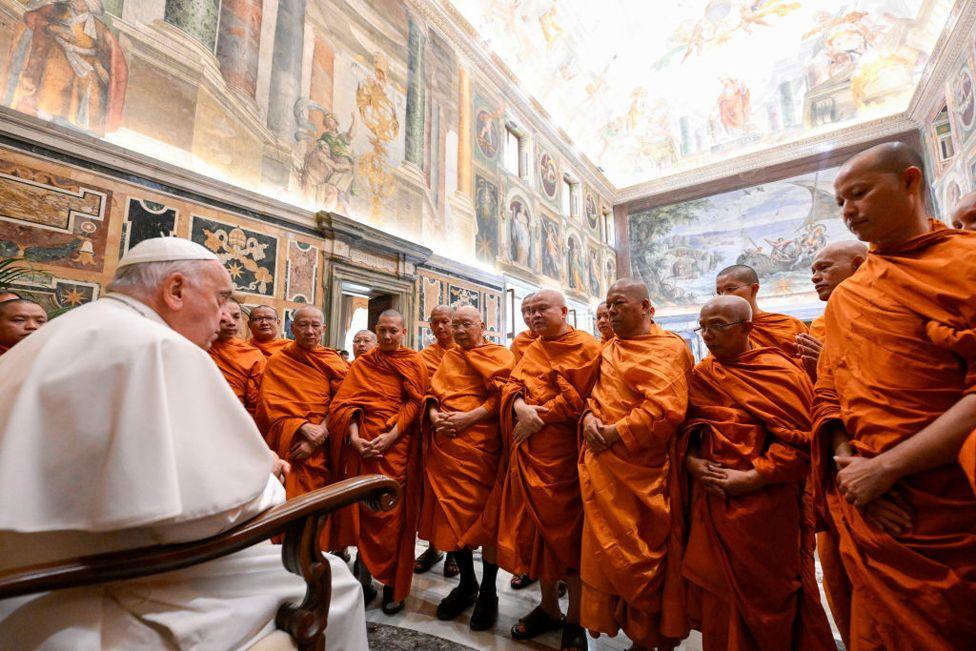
[628,165,850,316]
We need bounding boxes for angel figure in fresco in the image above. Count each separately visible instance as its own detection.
[2,0,128,136]
[294,99,357,213]
[538,4,564,51]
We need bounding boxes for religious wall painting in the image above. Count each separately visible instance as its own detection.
[944,178,963,219]
[628,165,847,315]
[507,194,535,269]
[584,187,599,232]
[540,212,561,281]
[294,102,357,214]
[355,51,400,219]
[969,156,976,191]
[2,0,128,137]
[566,233,585,293]
[448,284,480,310]
[474,175,499,263]
[605,259,616,297]
[475,107,500,161]
[191,216,276,296]
[587,244,602,298]
[285,240,318,304]
[951,60,976,146]
[120,198,178,257]
[0,161,109,271]
[537,147,558,203]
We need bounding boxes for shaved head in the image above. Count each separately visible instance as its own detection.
[0,291,21,303]
[702,295,753,322]
[291,305,324,350]
[455,305,481,322]
[534,289,565,308]
[526,289,569,339]
[352,328,377,357]
[608,278,650,301]
[605,278,654,339]
[717,265,759,285]
[293,305,325,322]
[841,141,925,178]
[0,298,48,349]
[428,304,455,347]
[429,304,453,319]
[520,293,536,328]
[248,304,280,342]
[595,301,612,341]
[216,297,244,341]
[698,295,753,358]
[452,305,486,350]
[811,241,868,301]
[716,264,760,311]
[951,191,976,231]
[376,309,405,352]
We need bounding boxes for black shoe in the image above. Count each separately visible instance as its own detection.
[436,585,479,621]
[381,585,405,616]
[469,591,498,631]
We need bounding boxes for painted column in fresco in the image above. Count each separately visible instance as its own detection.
[404,17,426,167]
[310,35,335,112]
[457,65,472,196]
[163,0,220,51]
[267,0,307,140]
[215,0,263,98]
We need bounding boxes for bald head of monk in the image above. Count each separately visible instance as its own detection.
[834,141,928,248]
[595,301,613,340]
[527,289,570,339]
[606,278,654,339]
[248,305,280,342]
[376,309,405,352]
[520,292,536,328]
[352,329,377,357]
[0,298,48,349]
[216,298,244,342]
[291,306,325,350]
[811,241,868,301]
[0,291,21,303]
[715,264,760,313]
[699,295,753,359]
[951,191,976,231]
[452,305,487,351]
[428,304,455,347]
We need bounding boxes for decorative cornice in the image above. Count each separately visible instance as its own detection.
[615,113,919,205]
[908,0,976,121]
[421,253,505,290]
[408,0,616,201]
[315,211,432,267]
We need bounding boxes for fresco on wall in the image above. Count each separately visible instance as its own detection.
[191,216,276,296]
[587,245,601,297]
[540,213,561,280]
[475,175,499,262]
[951,61,976,147]
[449,0,955,187]
[629,165,847,315]
[538,148,558,202]
[476,107,500,160]
[584,187,599,231]
[566,233,585,292]
[508,195,535,268]
[285,240,318,304]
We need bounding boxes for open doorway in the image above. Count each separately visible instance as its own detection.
[337,280,400,359]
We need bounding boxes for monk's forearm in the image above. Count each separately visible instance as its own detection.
[467,405,490,424]
[753,442,807,484]
[829,421,853,457]
[876,394,976,479]
[396,400,422,434]
[479,394,500,416]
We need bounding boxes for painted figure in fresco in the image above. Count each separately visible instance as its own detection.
[509,199,531,266]
[588,248,601,297]
[476,109,500,159]
[541,218,560,279]
[295,100,357,213]
[3,0,127,136]
[475,177,499,262]
[356,51,399,217]
[567,237,584,291]
[718,77,750,133]
[539,152,558,199]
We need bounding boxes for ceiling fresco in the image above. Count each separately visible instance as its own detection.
[448,0,957,188]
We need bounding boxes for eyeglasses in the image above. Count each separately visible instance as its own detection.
[693,320,749,333]
[716,285,748,295]
[250,316,278,323]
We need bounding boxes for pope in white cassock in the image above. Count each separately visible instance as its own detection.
[0,237,369,650]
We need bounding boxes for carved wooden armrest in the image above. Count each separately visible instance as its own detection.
[0,474,400,650]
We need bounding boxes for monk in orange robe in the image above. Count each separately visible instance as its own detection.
[0,298,47,356]
[247,305,290,358]
[327,309,428,615]
[510,292,538,363]
[680,295,834,650]
[497,289,601,649]
[951,190,976,231]
[715,264,807,359]
[254,306,348,547]
[208,298,266,417]
[814,142,976,649]
[351,329,376,359]
[594,301,614,344]
[579,279,692,649]
[419,305,513,629]
[415,305,460,578]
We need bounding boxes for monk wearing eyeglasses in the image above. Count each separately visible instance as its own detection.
[247,305,290,358]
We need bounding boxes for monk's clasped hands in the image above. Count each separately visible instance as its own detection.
[834,454,898,507]
[512,398,547,445]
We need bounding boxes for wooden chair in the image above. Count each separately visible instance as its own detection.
[0,475,399,651]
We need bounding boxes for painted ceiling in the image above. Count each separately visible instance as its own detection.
[447,0,957,189]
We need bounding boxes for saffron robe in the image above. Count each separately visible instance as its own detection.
[680,348,834,650]
[510,329,537,363]
[418,343,513,550]
[251,337,291,358]
[208,336,266,417]
[579,326,693,645]
[808,315,826,341]
[327,347,428,601]
[749,311,807,360]
[418,340,455,377]
[496,326,601,581]
[813,221,976,649]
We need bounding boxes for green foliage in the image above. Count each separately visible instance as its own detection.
[0,257,39,290]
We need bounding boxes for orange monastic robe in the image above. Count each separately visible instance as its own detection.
[251,337,290,358]
[963,431,976,495]
[680,348,834,650]
[749,311,807,359]
[808,315,826,341]
[496,327,601,581]
[418,344,513,551]
[579,326,692,645]
[327,347,428,601]
[419,341,455,378]
[254,343,348,510]
[509,329,537,363]
[0,345,7,356]
[208,337,266,416]
[813,222,976,649]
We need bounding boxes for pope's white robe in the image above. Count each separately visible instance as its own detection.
[0,294,367,650]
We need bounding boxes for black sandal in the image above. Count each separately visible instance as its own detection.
[381,585,405,616]
[414,547,443,574]
[443,551,460,578]
[436,585,479,620]
[560,622,587,650]
[510,573,537,590]
[469,591,498,631]
[511,605,565,640]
